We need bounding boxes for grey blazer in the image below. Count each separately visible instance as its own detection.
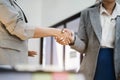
[71,2,120,80]
[0,0,35,65]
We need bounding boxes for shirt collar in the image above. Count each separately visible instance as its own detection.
[100,2,120,17]
[100,4,109,15]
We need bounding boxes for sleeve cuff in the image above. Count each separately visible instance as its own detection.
[69,33,76,45]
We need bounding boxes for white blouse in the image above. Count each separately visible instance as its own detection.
[100,3,120,48]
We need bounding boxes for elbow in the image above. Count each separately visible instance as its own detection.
[7,27,28,40]
[10,31,28,40]
[6,25,35,40]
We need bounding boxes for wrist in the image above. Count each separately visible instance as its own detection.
[69,34,76,45]
[52,28,61,37]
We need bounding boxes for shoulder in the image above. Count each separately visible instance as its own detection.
[0,0,11,6]
[0,0,7,3]
[81,2,100,16]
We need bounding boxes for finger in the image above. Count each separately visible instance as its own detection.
[55,31,70,45]
[28,51,37,57]
[57,38,70,45]
[63,32,70,43]
[64,29,74,43]
[56,39,68,45]
[64,29,73,37]
[58,35,69,45]
[31,51,37,55]
[56,36,65,42]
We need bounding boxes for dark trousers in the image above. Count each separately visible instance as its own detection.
[94,48,116,80]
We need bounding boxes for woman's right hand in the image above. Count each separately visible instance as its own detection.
[54,28,74,45]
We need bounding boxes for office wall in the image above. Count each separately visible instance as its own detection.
[17,0,42,64]
[42,0,96,27]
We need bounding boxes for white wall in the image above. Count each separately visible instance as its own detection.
[42,0,96,27]
[17,0,42,64]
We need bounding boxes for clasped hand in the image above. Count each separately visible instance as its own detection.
[55,29,74,45]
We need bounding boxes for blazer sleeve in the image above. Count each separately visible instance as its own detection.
[71,11,88,54]
[0,0,35,40]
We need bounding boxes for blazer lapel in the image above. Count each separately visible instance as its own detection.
[12,0,28,23]
[89,6,102,43]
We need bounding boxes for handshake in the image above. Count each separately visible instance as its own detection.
[28,28,75,57]
[54,28,75,45]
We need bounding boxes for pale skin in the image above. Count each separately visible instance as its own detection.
[28,51,37,57]
[55,29,74,45]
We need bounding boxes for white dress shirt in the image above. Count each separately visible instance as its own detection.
[100,3,120,48]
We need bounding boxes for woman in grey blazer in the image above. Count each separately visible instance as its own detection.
[0,0,69,65]
[57,0,120,80]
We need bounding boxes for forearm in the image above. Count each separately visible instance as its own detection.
[33,27,60,38]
